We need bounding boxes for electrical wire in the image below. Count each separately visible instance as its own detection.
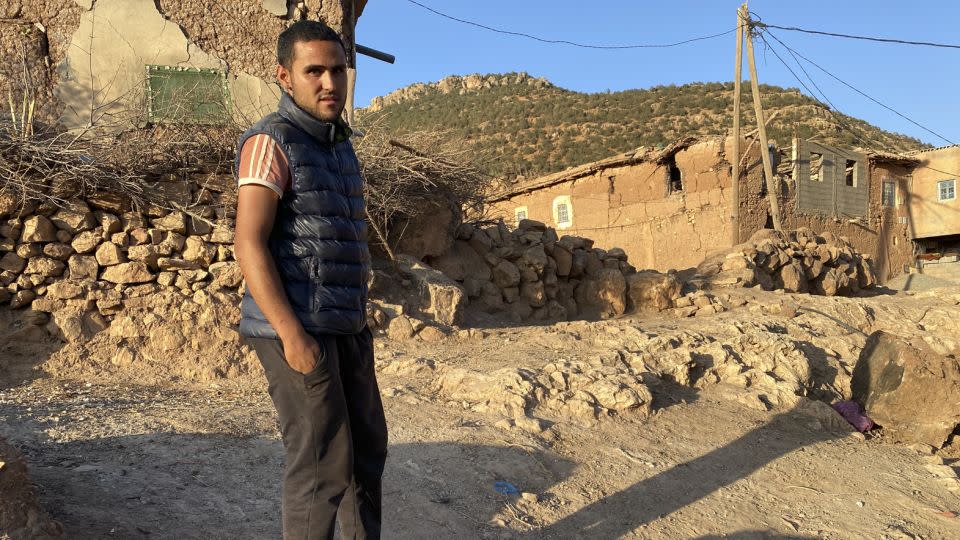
[404,0,736,50]
[755,34,882,151]
[757,32,960,179]
[753,22,960,50]
[759,28,956,146]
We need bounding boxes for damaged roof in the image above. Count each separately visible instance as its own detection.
[488,136,701,202]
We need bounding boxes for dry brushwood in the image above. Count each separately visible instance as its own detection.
[354,126,489,259]
[0,114,241,216]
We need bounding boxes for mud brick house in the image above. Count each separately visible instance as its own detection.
[0,0,368,130]
[488,136,918,283]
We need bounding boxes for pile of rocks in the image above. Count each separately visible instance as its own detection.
[0,197,241,337]
[699,228,877,296]
[426,219,683,322]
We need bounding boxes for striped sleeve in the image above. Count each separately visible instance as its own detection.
[237,134,291,197]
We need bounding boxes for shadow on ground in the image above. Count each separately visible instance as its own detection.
[1,402,840,539]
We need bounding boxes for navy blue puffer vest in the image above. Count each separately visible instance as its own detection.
[235,93,369,338]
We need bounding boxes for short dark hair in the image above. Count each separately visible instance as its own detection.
[277,20,345,68]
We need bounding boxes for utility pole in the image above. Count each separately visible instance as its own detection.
[345,1,358,127]
[730,2,747,245]
[744,10,783,231]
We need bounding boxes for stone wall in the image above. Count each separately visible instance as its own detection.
[423,219,683,323]
[698,228,878,296]
[0,176,241,340]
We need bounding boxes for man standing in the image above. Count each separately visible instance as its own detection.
[233,20,387,540]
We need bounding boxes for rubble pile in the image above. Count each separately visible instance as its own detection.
[424,219,683,322]
[699,228,877,296]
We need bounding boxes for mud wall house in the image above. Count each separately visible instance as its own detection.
[780,139,916,283]
[0,0,367,130]
[488,136,915,283]
[905,145,960,281]
[487,137,768,273]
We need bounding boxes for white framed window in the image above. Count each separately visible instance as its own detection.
[939,179,956,201]
[552,195,573,229]
[882,180,896,207]
[514,206,528,224]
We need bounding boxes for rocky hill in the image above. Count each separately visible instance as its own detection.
[359,73,930,179]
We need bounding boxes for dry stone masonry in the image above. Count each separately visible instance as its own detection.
[699,228,878,296]
[425,219,684,323]
[0,191,241,342]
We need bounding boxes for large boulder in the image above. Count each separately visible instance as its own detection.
[397,255,468,326]
[426,240,490,282]
[626,270,682,313]
[393,202,455,259]
[576,268,626,318]
[852,332,960,447]
[492,259,521,289]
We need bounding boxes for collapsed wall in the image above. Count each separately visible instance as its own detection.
[697,228,878,296]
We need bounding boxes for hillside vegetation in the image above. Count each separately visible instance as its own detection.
[359,73,929,179]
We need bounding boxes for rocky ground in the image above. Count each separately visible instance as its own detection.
[2,283,960,539]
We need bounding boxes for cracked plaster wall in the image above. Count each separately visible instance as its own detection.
[490,139,762,272]
[492,138,911,281]
[2,0,354,130]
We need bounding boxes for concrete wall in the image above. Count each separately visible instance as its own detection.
[917,259,960,283]
[1,0,355,130]
[491,137,913,282]
[909,146,960,239]
[794,139,869,218]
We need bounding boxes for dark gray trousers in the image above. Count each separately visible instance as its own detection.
[249,327,388,540]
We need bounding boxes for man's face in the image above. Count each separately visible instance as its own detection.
[277,39,348,122]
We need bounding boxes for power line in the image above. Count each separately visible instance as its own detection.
[758,27,956,146]
[404,0,736,50]
[755,34,886,151]
[753,22,960,50]
[757,33,960,179]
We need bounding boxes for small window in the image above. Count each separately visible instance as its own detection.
[845,159,857,187]
[939,179,956,201]
[514,206,528,224]
[146,65,231,125]
[552,196,573,229]
[809,152,823,182]
[882,180,896,207]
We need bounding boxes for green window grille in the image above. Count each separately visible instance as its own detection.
[145,65,231,125]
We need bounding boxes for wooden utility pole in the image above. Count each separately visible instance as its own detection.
[730,3,746,245]
[345,0,358,127]
[744,12,783,231]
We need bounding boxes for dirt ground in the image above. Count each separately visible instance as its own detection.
[2,286,960,539]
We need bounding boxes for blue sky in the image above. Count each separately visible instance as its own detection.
[355,1,959,146]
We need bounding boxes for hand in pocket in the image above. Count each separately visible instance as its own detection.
[282,332,322,374]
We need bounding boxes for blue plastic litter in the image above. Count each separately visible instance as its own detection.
[494,481,519,495]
